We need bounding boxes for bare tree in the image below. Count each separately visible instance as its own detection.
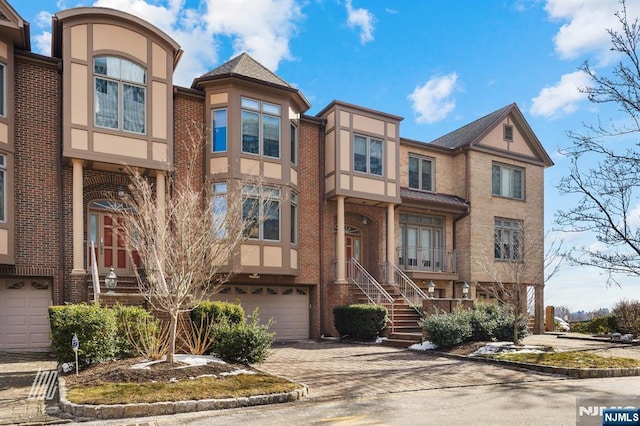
[556,0,640,286]
[476,224,562,344]
[118,127,269,363]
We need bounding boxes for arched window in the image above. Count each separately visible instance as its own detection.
[94,56,147,134]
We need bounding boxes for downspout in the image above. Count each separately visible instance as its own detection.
[318,118,326,338]
[56,60,65,305]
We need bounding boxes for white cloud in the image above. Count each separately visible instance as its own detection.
[530,70,590,118]
[544,0,640,66]
[204,0,303,71]
[345,0,375,44]
[33,32,52,56]
[407,73,459,124]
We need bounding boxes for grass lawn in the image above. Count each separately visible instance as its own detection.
[66,374,301,405]
[492,351,640,369]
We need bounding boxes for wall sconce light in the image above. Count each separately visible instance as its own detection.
[362,216,368,225]
[462,282,470,299]
[427,280,435,298]
[249,273,260,279]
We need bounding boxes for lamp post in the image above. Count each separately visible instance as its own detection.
[462,281,469,299]
[105,268,118,293]
[428,280,435,298]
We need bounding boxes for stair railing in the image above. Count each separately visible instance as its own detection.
[346,257,395,333]
[384,262,428,314]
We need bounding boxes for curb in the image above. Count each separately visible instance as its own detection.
[426,350,640,379]
[57,377,308,421]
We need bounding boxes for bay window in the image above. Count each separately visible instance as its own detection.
[241,97,281,158]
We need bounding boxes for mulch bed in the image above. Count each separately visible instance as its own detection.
[62,357,253,386]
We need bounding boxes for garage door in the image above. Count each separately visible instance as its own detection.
[0,279,52,350]
[214,285,309,340]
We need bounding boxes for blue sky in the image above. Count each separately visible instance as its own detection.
[15,0,640,312]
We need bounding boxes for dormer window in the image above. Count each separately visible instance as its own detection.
[94,56,147,134]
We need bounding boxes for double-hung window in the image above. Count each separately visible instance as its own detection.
[242,185,281,241]
[212,183,228,238]
[494,218,523,261]
[291,123,297,165]
[212,109,227,152]
[94,56,146,134]
[290,192,298,244]
[408,155,433,191]
[492,163,524,199]
[353,134,383,176]
[241,97,281,158]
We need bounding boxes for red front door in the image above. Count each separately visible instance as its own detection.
[89,210,136,275]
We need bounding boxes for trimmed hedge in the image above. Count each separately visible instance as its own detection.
[211,309,275,364]
[48,303,118,367]
[419,303,527,348]
[191,301,245,326]
[333,304,388,340]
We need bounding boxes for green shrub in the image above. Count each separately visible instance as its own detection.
[192,301,245,326]
[468,304,502,341]
[419,310,472,348]
[333,304,388,340]
[491,312,528,342]
[112,304,154,358]
[570,315,617,334]
[613,299,640,336]
[211,309,275,364]
[48,303,118,367]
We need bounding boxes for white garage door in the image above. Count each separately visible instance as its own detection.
[0,279,52,350]
[214,285,309,340]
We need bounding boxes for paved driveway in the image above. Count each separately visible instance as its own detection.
[256,341,564,401]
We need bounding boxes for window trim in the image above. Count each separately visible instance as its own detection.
[408,153,434,192]
[291,123,298,165]
[290,192,298,244]
[0,153,5,223]
[353,133,384,176]
[492,162,525,200]
[494,217,523,262]
[241,97,281,159]
[93,56,147,135]
[0,63,5,118]
[242,185,282,242]
[212,182,228,238]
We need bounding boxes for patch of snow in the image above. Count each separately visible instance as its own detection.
[220,369,256,376]
[409,341,437,351]
[375,337,388,344]
[471,342,546,356]
[132,354,226,370]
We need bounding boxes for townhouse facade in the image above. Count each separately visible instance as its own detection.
[0,1,553,350]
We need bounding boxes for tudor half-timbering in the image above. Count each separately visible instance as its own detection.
[0,0,552,350]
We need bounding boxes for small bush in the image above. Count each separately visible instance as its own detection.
[613,299,640,336]
[570,315,617,334]
[419,310,472,348]
[112,304,154,358]
[211,309,275,364]
[468,304,502,341]
[492,312,528,342]
[192,301,245,326]
[122,315,169,360]
[48,303,118,367]
[333,304,388,340]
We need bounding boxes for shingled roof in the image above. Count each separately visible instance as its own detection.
[194,52,294,90]
[400,188,469,211]
[429,103,514,149]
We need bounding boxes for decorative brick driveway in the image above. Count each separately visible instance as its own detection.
[256,341,564,401]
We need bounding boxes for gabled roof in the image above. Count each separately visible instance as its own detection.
[429,103,553,167]
[430,104,513,149]
[0,0,30,51]
[192,52,311,112]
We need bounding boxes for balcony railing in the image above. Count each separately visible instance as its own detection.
[397,247,456,273]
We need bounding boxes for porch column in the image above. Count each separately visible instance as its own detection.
[534,284,544,334]
[386,202,395,284]
[336,195,346,283]
[71,159,86,275]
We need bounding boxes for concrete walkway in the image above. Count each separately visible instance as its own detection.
[0,351,61,425]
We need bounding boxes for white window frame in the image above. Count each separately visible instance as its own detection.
[494,218,523,261]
